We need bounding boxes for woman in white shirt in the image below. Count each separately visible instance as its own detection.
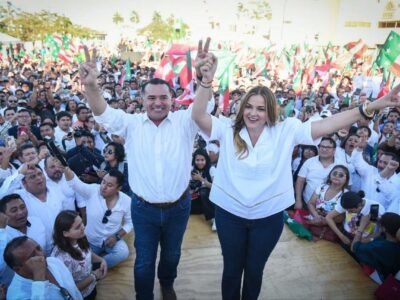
[191,38,400,300]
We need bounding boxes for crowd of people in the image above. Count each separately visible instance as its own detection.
[0,35,398,300]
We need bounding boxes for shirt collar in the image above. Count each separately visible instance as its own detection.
[142,111,173,125]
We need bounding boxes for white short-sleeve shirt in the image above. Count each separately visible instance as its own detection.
[208,117,317,219]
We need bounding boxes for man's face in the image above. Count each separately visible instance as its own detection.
[7,97,18,108]
[22,167,46,195]
[11,239,45,275]
[40,125,54,139]
[377,154,392,172]
[318,140,336,159]
[86,137,95,150]
[45,158,63,182]
[100,174,121,198]
[4,198,28,229]
[53,99,61,109]
[387,112,399,123]
[20,147,38,163]
[15,90,24,99]
[77,109,89,122]
[143,83,172,123]
[57,116,72,131]
[17,111,31,127]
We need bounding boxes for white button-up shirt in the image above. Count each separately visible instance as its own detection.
[68,176,133,247]
[45,174,86,210]
[208,117,317,219]
[14,188,63,253]
[94,106,198,202]
[351,150,398,209]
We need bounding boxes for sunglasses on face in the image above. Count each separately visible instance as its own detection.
[103,149,114,155]
[332,171,345,178]
[102,209,112,224]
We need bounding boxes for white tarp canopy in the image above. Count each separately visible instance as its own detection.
[0,32,19,43]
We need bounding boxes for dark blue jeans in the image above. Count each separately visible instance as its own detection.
[131,192,191,300]
[215,206,284,300]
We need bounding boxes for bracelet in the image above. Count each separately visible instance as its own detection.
[199,82,212,89]
[358,104,372,120]
[363,102,375,118]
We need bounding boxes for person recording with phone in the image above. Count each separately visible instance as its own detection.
[67,130,104,184]
[7,109,41,147]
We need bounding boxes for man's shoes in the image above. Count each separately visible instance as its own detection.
[161,286,177,300]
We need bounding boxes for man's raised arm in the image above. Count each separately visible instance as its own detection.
[79,46,107,116]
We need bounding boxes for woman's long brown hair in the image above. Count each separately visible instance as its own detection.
[233,86,278,159]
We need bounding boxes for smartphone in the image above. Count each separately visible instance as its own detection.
[6,136,16,149]
[17,126,28,136]
[370,204,379,222]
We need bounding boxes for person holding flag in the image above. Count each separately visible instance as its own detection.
[192,38,400,300]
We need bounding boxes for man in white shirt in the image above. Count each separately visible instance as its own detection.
[351,139,399,209]
[80,47,200,300]
[295,137,343,208]
[12,164,64,254]
[0,194,47,285]
[44,156,86,221]
[54,111,76,152]
[65,167,132,269]
[4,236,82,300]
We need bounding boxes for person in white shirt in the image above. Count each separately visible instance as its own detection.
[0,194,47,286]
[295,137,346,208]
[12,164,64,254]
[351,137,399,210]
[64,167,132,269]
[4,236,82,300]
[191,38,400,300]
[326,191,385,245]
[54,112,76,152]
[44,156,86,221]
[80,47,203,300]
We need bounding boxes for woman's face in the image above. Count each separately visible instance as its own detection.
[329,167,347,187]
[243,95,268,131]
[344,135,359,154]
[194,154,206,170]
[63,216,85,240]
[103,145,116,162]
[303,148,317,160]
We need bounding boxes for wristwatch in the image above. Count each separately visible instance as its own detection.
[115,233,122,241]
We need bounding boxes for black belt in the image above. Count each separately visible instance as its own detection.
[137,189,188,209]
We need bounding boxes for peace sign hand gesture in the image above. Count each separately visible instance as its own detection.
[79,46,98,87]
[195,38,211,80]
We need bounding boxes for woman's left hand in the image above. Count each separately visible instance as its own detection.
[370,83,400,111]
[191,171,203,181]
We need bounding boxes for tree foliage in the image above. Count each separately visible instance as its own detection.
[0,5,100,41]
[130,10,140,24]
[138,11,189,42]
[112,12,124,25]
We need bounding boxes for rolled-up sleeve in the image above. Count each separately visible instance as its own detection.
[94,105,132,138]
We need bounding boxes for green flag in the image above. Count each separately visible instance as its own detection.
[125,59,131,81]
[375,31,400,77]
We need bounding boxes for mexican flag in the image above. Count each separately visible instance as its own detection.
[216,52,236,114]
[375,31,400,77]
[344,39,368,59]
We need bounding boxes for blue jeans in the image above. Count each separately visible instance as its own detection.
[215,206,284,300]
[90,239,129,268]
[131,192,191,300]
